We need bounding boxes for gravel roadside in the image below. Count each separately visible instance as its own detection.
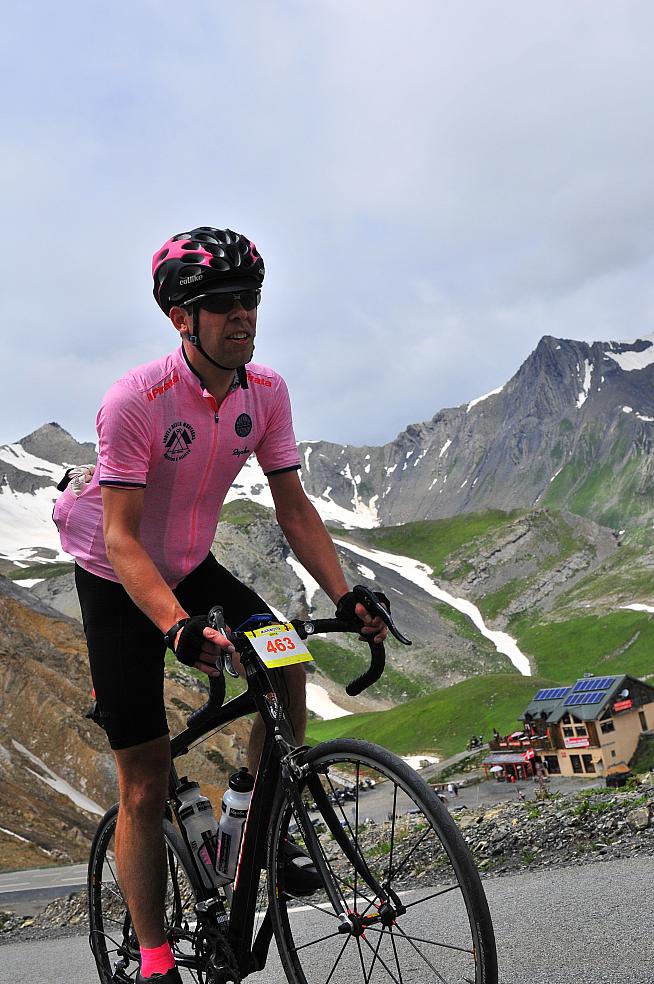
[2,771,652,946]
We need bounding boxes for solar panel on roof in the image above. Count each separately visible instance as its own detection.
[564,692,605,707]
[534,687,569,701]
[572,676,616,693]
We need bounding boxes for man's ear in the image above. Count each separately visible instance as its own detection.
[169,306,191,337]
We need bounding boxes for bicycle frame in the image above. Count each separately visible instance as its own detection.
[166,642,328,977]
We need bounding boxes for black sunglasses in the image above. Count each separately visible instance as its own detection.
[198,289,261,315]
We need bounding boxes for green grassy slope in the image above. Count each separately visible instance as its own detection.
[512,610,654,683]
[306,673,558,758]
[353,510,523,575]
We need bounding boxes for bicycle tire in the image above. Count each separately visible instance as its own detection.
[88,804,203,983]
[267,738,497,984]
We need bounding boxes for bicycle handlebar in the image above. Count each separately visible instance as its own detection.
[185,585,412,725]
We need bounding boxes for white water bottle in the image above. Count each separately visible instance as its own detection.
[176,778,222,890]
[216,768,255,883]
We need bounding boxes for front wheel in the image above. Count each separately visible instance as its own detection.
[267,738,497,984]
[88,804,203,983]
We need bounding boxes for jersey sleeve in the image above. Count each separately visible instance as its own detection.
[254,374,301,476]
[96,380,152,487]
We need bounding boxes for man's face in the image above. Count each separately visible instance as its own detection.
[198,299,257,368]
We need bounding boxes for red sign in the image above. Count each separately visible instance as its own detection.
[523,749,535,761]
[564,736,590,748]
[613,699,633,713]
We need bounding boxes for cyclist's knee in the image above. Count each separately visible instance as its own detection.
[114,736,170,817]
[118,773,168,819]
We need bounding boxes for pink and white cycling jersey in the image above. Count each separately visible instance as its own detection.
[53,347,300,586]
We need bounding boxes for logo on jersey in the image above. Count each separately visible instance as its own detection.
[235,413,253,437]
[163,421,196,461]
[232,447,250,457]
[147,374,180,402]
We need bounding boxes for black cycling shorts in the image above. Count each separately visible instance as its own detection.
[75,553,275,751]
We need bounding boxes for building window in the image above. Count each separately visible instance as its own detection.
[574,727,587,737]
[545,756,561,774]
[600,720,615,734]
[582,755,595,774]
[570,755,583,774]
[563,727,574,738]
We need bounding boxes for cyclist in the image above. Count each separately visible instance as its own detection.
[53,226,387,984]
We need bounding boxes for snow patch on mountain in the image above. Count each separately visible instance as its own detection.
[0,484,67,564]
[576,360,593,408]
[467,386,503,412]
[12,740,105,816]
[333,539,531,676]
[605,337,654,372]
[287,556,320,610]
[0,445,66,480]
[225,456,379,529]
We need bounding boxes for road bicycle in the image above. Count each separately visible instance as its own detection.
[87,586,498,984]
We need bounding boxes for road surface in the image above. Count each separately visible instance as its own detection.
[1,856,652,983]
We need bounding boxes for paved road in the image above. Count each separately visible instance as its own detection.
[0,774,603,913]
[2,856,652,982]
[0,863,87,915]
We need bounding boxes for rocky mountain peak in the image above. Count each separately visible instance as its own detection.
[18,422,96,466]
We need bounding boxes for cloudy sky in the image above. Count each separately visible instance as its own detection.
[3,2,654,449]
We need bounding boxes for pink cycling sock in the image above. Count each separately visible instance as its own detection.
[140,941,175,977]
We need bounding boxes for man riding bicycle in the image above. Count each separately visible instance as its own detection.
[53,226,387,984]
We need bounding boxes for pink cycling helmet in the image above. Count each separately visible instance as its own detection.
[152,226,265,315]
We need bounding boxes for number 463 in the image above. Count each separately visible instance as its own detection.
[266,637,296,654]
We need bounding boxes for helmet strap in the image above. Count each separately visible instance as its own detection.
[187,303,249,388]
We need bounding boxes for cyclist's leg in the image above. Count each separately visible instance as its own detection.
[174,553,308,769]
[113,735,171,948]
[75,564,173,952]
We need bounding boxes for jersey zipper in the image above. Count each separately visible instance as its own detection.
[182,388,236,572]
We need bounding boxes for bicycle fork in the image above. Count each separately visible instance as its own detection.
[280,763,406,935]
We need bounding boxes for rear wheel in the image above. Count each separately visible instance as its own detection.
[88,804,203,983]
[267,739,497,984]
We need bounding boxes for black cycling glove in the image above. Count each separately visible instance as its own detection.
[335,588,391,623]
[170,616,211,668]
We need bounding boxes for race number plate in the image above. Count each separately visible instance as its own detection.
[244,622,314,668]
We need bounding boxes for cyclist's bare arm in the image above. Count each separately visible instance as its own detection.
[101,486,232,673]
[268,470,387,644]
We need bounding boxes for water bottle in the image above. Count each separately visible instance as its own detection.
[216,768,255,883]
[176,777,223,890]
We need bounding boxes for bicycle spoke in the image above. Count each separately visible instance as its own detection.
[356,936,369,982]
[367,925,474,955]
[293,929,349,953]
[364,923,384,984]
[402,883,460,910]
[354,762,360,912]
[324,935,352,984]
[389,927,404,984]
[386,784,398,890]
[360,930,402,984]
[286,893,342,919]
[392,923,452,983]
[385,825,434,887]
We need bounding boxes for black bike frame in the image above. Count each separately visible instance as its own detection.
[167,646,314,978]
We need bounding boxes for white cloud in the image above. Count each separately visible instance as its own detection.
[2,2,654,446]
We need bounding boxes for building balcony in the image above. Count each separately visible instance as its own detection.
[489,735,554,752]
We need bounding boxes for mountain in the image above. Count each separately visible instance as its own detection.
[3,332,654,575]
[297,334,654,530]
[0,577,250,870]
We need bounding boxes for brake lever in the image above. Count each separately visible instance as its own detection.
[352,585,412,646]
[207,605,240,678]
